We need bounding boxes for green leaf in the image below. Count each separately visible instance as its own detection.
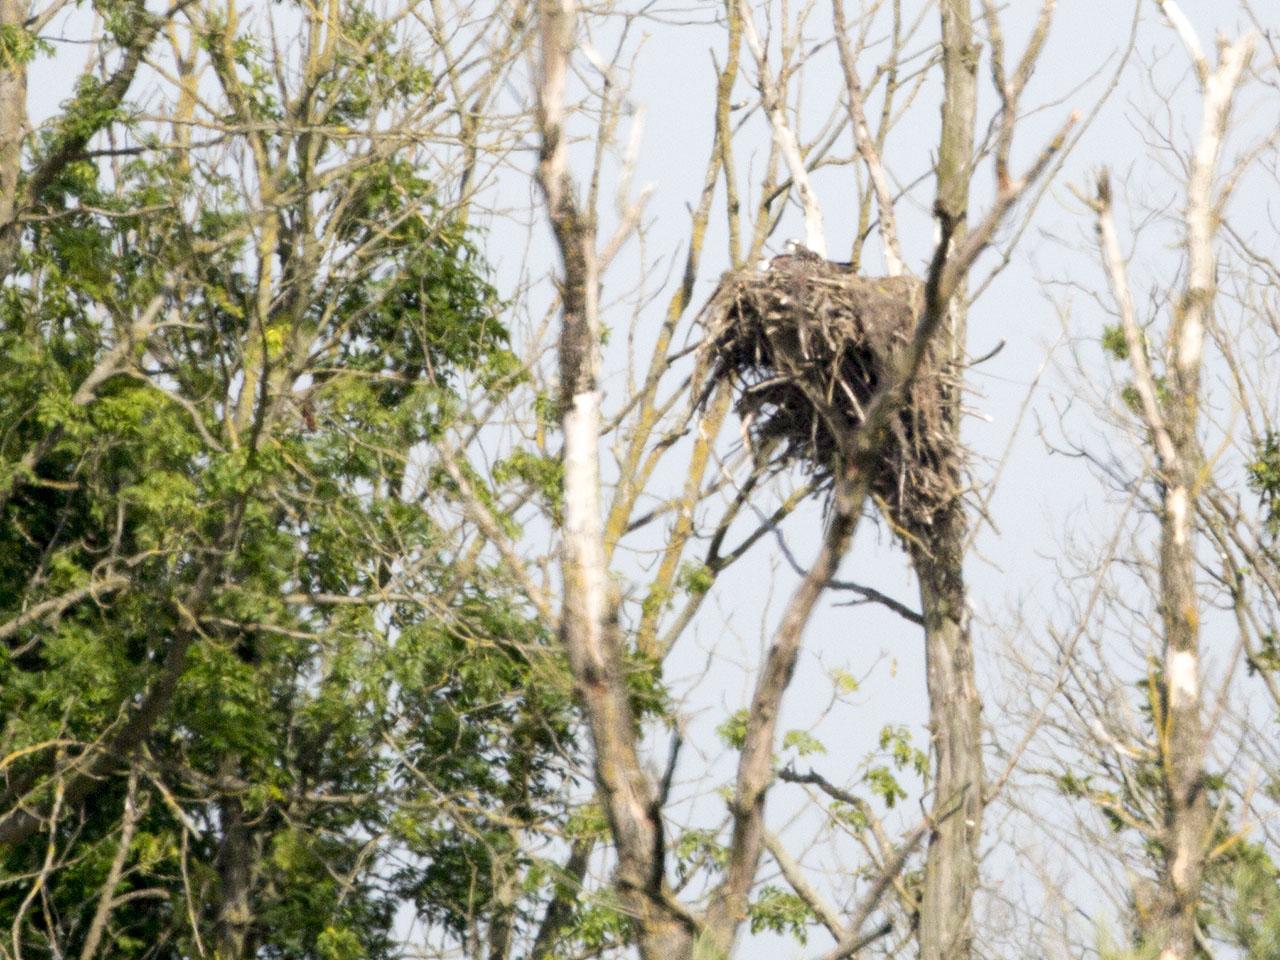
[782,729,826,756]
[716,709,751,750]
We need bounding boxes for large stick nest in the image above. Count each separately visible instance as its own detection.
[698,253,962,535]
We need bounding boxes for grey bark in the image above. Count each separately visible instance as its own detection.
[916,4,983,960]
[913,527,983,960]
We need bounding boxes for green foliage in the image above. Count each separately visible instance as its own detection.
[565,803,610,840]
[1096,933,1161,960]
[748,885,814,943]
[865,766,907,808]
[1102,324,1129,360]
[318,926,367,960]
[675,827,730,878]
[388,606,575,936]
[782,729,826,757]
[1247,632,1280,676]
[0,5,571,958]
[878,724,927,777]
[840,726,928,810]
[493,449,564,522]
[572,894,631,952]
[716,708,751,750]
[831,667,861,694]
[1248,432,1280,535]
[1214,843,1280,959]
[829,801,869,833]
[1056,770,1092,799]
[624,647,671,720]
[1119,376,1169,416]
[0,22,52,64]
[677,561,715,596]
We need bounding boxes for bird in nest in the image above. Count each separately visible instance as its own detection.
[755,238,823,272]
[782,238,855,270]
[782,238,824,260]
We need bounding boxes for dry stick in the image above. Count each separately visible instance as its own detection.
[602,50,730,556]
[778,765,940,956]
[819,817,931,960]
[0,576,130,646]
[764,829,845,938]
[738,0,827,257]
[1200,497,1280,712]
[765,516,923,624]
[980,0,1055,191]
[717,0,746,268]
[983,486,1140,806]
[1154,0,1208,83]
[1086,175,1177,470]
[634,384,733,658]
[79,765,141,960]
[434,443,559,630]
[766,809,924,959]
[832,0,905,277]
[655,479,815,656]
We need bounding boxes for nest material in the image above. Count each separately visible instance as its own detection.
[698,253,961,535]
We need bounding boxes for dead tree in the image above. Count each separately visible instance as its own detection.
[1084,10,1255,955]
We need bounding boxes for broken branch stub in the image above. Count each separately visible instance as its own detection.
[699,254,961,535]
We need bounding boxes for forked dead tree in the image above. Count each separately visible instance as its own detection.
[1084,11,1256,957]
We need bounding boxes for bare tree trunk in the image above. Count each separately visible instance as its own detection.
[913,528,983,960]
[215,782,255,960]
[534,4,696,958]
[1155,432,1207,960]
[1087,12,1254,954]
[917,4,982,960]
[1147,23,1252,960]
